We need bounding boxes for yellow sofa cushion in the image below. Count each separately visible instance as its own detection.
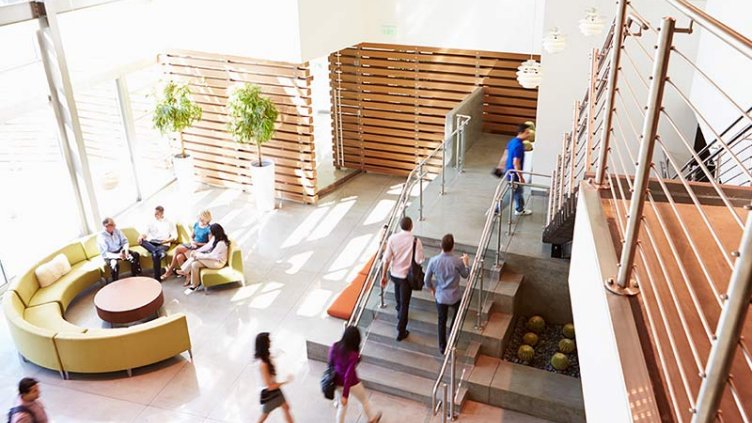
[10,268,39,307]
[24,302,85,334]
[40,241,87,267]
[54,314,191,374]
[82,233,100,260]
[2,291,62,371]
[200,243,245,288]
[28,260,102,311]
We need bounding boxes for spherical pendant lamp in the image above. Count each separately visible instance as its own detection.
[542,28,566,53]
[579,8,605,36]
[516,59,542,89]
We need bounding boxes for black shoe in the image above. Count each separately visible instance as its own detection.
[396,331,410,341]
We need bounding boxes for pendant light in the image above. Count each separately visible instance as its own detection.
[517,0,542,89]
[542,28,566,53]
[579,8,605,36]
[516,60,543,89]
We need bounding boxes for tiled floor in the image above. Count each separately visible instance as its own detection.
[0,135,553,422]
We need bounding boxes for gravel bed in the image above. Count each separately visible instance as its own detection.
[502,315,580,378]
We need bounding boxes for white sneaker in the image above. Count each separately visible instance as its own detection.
[514,209,533,216]
[184,287,196,295]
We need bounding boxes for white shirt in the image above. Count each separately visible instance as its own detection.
[384,230,424,279]
[195,240,229,265]
[144,218,176,242]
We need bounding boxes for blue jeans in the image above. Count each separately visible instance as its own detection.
[512,184,525,212]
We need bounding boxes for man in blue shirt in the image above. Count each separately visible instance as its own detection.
[97,217,141,282]
[496,123,534,215]
[424,234,470,354]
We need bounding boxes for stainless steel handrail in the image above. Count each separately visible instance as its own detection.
[346,115,472,327]
[431,169,551,419]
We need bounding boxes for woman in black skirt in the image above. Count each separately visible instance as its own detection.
[255,332,294,422]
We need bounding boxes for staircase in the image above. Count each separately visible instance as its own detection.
[306,238,586,422]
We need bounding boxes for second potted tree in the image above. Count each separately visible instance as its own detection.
[227,83,279,211]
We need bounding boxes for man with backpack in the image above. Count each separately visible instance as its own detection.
[8,377,48,423]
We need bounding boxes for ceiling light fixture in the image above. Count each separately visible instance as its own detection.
[542,28,566,53]
[579,8,605,36]
[516,60,543,89]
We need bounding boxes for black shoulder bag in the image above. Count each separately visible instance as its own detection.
[406,238,425,291]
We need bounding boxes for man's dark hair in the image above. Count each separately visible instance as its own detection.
[102,217,114,226]
[400,217,413,231]
[18,377,38,395]
[155,205,164,213]
[441,234,455,252]
[517,123,531,135]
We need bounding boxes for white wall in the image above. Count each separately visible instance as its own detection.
[690,0,752,148]
[162,0,302,63]
[297,0,365,62]
[533,0,615,178]
[359,0,544,55]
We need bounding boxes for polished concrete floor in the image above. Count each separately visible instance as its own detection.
[0,144,552,422]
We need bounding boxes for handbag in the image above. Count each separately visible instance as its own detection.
[406,238,425,291]
[260,388,282,405]
[321,361,336,400]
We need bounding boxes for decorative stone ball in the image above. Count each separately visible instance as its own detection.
[562,323,575,339]
[522,332,539,346]
[551,352,570,370]
[526,315,546,333]
[517,345,535,362]
[559,338,576,354]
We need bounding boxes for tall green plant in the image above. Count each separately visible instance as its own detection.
[226,83,279,166]
[153,81,203,158]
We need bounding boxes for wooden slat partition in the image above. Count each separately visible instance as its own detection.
[330,43,539,176]
[159,49,317,204]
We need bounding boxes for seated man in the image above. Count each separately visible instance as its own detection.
[137,205,177,282]
[97,217,140,282]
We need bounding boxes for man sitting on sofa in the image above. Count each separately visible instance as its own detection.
[137,205,177,282]
[97,217,141,283]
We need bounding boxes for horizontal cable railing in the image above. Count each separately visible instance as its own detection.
[545,1,752,421]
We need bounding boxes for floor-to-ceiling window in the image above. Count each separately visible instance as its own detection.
[0,19,81,283]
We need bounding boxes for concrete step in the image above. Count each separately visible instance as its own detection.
[467,355,585,423]
[369,304,513,357]
[383,269,523,315]
[363,319,481,362]
[306,338,469,409]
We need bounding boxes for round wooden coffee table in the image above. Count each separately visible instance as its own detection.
[95,276,164,325]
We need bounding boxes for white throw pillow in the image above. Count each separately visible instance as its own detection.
[35,254,71,288]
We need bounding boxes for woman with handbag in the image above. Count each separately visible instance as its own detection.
[255,332,294,423]
[329,326,382,423]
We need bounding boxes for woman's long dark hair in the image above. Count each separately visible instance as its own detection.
[336,326,361,354]
[255,332,276,376]
[210,223,230,250]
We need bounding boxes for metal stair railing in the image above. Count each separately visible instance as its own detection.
[347,115,471,327]
[430,170,550,422]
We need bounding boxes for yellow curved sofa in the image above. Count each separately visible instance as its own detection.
[2,226,195,379]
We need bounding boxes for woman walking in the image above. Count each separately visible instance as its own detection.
[329,326,382,423]
[255,332,294,423]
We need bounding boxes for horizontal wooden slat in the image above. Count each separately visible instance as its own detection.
[330,43,539,177]
[161,51,317,203]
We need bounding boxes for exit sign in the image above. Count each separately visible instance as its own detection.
[381,25,398,37]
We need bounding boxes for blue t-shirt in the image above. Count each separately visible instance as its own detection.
[192,222,211,243]
[504,137,525,181]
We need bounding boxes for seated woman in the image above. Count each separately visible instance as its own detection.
[178,223,230,292]
[162,210,212,280]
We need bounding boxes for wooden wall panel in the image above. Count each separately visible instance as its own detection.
[330,43,539,176]
[160,50,317,204]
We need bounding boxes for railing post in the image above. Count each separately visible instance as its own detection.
[586,48,598,174]
[449,347,456,419]
[441,135,446,195]
[459,119,465,173]
[692,210,752,423]
[595,0,629,186]
[558,135,568,210]
[476,259,484,329]
[442,382,448,423]
[612,17,676,293]
[569,101,579,195]
[496,196,503,266]
[419,163,425,221]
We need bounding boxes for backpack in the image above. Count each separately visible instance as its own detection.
[7,405,35,423]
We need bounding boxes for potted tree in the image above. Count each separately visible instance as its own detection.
[153,81,203,192]
[226,83,279,211]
